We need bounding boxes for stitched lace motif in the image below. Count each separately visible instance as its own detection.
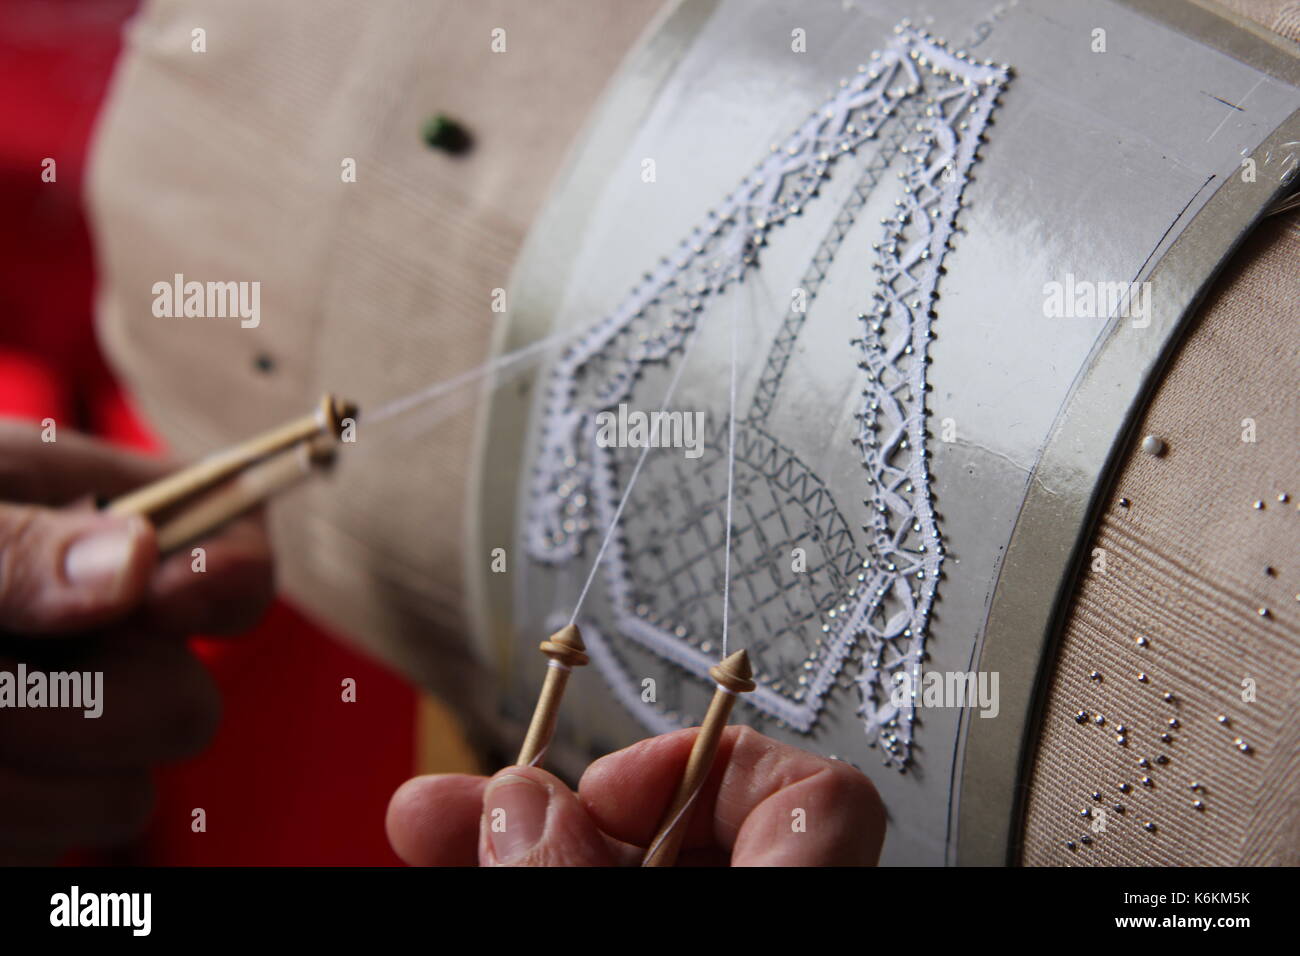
[524,24,1010,768]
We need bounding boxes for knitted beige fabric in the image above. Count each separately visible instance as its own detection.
[1217,0,1300,38]
[89,0,664,740]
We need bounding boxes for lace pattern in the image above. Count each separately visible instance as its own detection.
[524,23,1010,768]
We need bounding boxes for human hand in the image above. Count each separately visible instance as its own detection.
[0,421,275,863]
[387,725,886,866]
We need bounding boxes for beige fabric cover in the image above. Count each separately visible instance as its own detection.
[89,0,664,742]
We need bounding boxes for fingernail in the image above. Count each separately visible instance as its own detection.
[65,520,141,588]
[484,773,548,864]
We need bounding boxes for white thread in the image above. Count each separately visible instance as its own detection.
[385,375,480,444]
[546,660,572,674]
[642,783,704,865]
[366,322,586,427]
[566,324,705,626]
[720,281,741,659]
[642,686,738,863]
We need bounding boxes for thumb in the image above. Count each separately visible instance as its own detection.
[0,504,156,633]
[480,767,615,867]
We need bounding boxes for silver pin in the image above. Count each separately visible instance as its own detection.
[1141,435,1166,457]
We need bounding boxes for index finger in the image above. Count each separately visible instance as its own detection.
[0,422,171,506]
[578,725,886,866]
[0,424,274,635]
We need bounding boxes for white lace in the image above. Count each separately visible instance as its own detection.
[524,24,1010,769]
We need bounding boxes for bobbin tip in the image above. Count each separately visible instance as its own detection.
[539,623,589,667]
[320,394,359,438]
[304,439,338,469]
[710,649,756,693]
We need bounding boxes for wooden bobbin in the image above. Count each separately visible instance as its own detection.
[515,624,589,767]
[642,648,755,867]
[153,439,335,553]
[105,394,356,555]
[108,393,356,520]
